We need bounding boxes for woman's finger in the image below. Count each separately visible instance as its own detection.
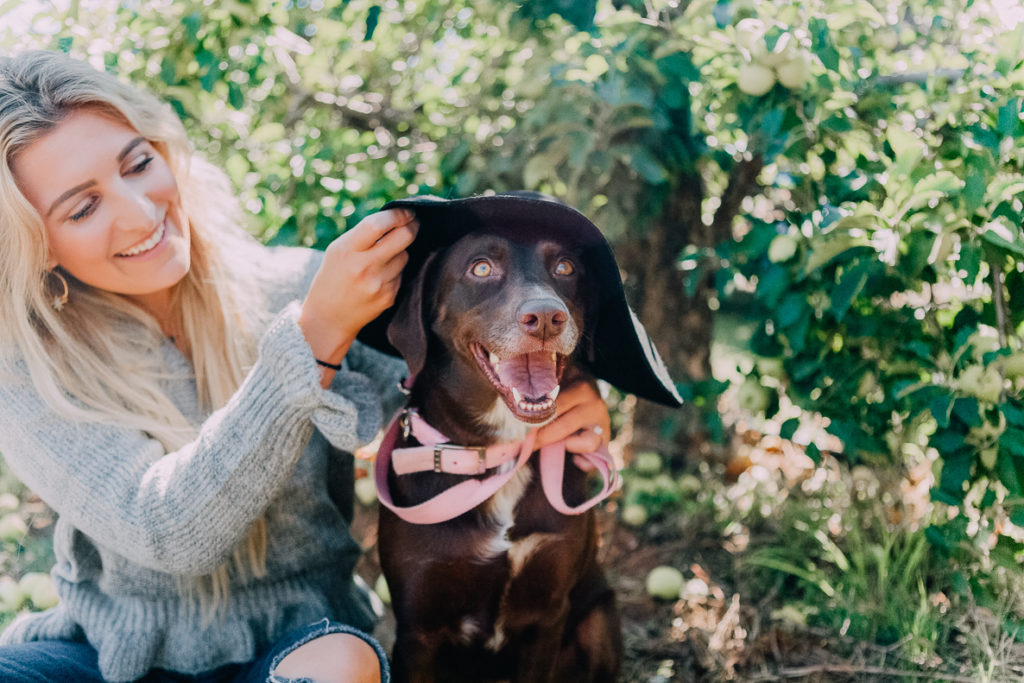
[370,220,418,259]
[562,425,604,454]
[535,380,610,449]
[345,209,417,251]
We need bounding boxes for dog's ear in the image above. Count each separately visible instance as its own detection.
[387,252,438,377]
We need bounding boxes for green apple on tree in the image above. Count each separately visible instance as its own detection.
[738,62,776,96]
[776,51,811,90]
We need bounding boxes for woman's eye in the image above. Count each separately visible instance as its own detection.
[554,259,575,276]
[69,197,98,222]
[471,261,493,277]
[128,155,154,174]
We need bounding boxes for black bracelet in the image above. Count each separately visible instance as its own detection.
[316,358,342,371]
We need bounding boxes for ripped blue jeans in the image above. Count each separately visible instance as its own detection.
[0,618,390,682]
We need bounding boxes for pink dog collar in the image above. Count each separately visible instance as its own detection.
[374,409,621,524]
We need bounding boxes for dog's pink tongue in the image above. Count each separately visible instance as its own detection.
[496,352,558,399]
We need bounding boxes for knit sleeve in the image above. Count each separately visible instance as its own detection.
[341,341,409,422]
[0,302,381,577]
[263,245,408,434]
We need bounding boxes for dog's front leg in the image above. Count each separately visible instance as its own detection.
[516,616,570,683]
[507,600,571,683]
[390,627,443,683]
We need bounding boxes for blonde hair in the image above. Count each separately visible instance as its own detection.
[0,51,268,611]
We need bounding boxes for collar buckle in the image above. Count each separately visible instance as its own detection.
[433,443,488,474]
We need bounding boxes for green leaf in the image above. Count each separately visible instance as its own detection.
[267,217,298,247]
[160,57,177,86]
[776,292,806,328]
[183,12,202,44]
[952,397,982,428]
[657,51,699,82]
[932,429,966,453]
[830,261,872,321]
[810,17,840,71]
[364,5,381,41]
[958,242,983,283]
[998,445,1024,496]
[997,98,1021,137]
[803,232,870,274]
[1001,429,1024,458]
[939,453,972,498]
[887,127,925,177]
[981,226,1024,258]
[963,170,988,214]
[1004,403,1024,428]
[930,394,954,429]
[440,139,471,178]
[629,147,668,184]
[913,170,962,197]
[228,82,244,110]
[986,176,1024,205]
[780,418,800,440]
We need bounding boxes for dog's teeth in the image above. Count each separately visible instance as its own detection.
[489,352,500,366]
[552,352,557,363]
[511,387,522,404]
[547,386,560,401]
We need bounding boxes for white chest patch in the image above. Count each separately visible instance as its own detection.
[469,399,534,562]
[470,399,558,651]
[473,467,532,561]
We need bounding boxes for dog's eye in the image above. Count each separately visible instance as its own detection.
[554,259,575,276]
[470,260,493,278]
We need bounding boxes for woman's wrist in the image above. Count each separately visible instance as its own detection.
[297,305,357,388]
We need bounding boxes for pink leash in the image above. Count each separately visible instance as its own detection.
[374,410,621,524]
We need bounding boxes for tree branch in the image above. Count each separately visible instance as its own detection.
[710,153,764,244]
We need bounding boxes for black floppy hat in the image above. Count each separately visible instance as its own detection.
[357,194,683,408]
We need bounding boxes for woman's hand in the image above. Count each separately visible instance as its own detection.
[535,379,611,454]
[299,209,418,382]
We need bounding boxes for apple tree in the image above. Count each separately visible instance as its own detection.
[435,0,1024,570]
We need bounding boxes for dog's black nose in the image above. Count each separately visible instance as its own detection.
[518,298,568,340]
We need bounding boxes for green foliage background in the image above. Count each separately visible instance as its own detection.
[3,0,1024,672]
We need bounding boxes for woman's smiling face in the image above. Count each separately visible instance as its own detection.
[13,108,190,314]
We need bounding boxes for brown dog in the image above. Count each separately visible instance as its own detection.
[377,230,622,683]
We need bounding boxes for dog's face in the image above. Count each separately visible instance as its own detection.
[388,231,592,424]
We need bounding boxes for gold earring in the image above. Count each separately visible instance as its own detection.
[50,270,69,311]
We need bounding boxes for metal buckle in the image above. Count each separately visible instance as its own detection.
[433,443,487,474]
[400,408,418,440]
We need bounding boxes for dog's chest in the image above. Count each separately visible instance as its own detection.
[471,400,538,561]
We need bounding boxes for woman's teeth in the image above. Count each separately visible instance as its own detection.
[117,222,165,257]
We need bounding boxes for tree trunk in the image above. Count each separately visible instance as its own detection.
[617,179,713,462]
[616,157,763,462]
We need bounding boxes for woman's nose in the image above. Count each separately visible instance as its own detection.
[112,178,159,229]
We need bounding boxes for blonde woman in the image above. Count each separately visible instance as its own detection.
[0,51,612,682]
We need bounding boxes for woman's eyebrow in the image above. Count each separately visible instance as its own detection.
[116,136,146,162]
[47,180,96,218]
[45,137,147,217]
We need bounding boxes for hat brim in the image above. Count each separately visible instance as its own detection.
[357,194,683,407]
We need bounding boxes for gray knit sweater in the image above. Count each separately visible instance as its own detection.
[0,246,407,682]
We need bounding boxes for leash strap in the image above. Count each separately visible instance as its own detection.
[539,442,620,515]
